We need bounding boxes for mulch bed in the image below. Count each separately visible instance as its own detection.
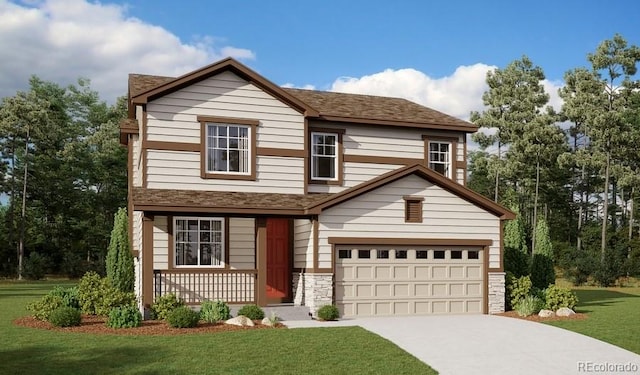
[13,315,285,336]
[497,310,588,322]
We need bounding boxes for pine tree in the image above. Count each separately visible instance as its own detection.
[106,207,133,292]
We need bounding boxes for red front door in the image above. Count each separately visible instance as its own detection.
[266,218,291,303]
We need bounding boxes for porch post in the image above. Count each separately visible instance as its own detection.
[256,217,267,306]
[142,215,154,309]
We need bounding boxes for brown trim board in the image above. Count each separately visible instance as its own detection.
[256,218,267,306]
[344,154,423,165]
[327,237,493,247]
[312,216,319,270]
[142,215,154,308]
[319,115,477,132]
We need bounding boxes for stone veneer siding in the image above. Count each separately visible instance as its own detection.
[488,272,506,314]
[294,273,333,316]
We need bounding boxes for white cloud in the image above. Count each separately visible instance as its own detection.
[282,83,316,90]
[330,65,565,122]
[0,0,255,101]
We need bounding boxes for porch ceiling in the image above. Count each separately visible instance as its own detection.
[132,188,332,214]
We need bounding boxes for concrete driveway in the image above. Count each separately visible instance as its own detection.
[285,315,640,375]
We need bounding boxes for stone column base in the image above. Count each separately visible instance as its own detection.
[488,272,506,314]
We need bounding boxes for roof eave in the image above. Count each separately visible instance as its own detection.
[315,115,478,132]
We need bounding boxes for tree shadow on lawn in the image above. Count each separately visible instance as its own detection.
[573,289,640,313]
[0,345,165,375]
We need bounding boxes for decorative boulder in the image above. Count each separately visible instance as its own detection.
[261,317,274,326]
[538,309,554,318]
[556,307,576,317]
[225,315,255,327]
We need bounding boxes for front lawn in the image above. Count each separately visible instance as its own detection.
[545,287,640,354]
[0,281,436,375]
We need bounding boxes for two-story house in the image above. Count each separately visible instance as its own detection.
[120,58,514,318]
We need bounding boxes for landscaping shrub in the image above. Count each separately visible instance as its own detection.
[26,286,80,321]
[237,304,264,320]
[50,286,80,309]
[107,305,142,328]
[544,285,578,311]
[26,294,64,321]
[505,274,532,311]
[316,304,340,321]
[167,306,200,328]
[566,250,598,286]
[151,293,185,320]
[594,247,625,287]
[200,300,231,323]
[530,253,555,289]
[49,306,82,327]
[514,295,544,317]
[77,271,135,315]
[504,246,530,278]
[23,252,49,280]
[106,207,134,293]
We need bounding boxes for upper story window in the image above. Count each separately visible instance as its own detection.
[428,141,452,178]
[311,132,338,180]
[174,217,225,268]
[207,124,250,174]
[198,116,258,180]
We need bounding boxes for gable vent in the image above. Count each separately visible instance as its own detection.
[404,196,424,223]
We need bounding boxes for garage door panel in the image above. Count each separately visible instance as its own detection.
[336,245,485,317]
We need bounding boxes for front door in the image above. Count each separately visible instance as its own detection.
[266,218,291,303]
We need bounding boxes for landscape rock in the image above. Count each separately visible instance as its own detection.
[225,316,255,327]
[538,309,555,318]
[556,307,576,317]
[261,317,273,326]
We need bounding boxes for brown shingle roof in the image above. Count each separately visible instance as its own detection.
[282,88,475,130]
[132,188,332,215]
[126,59,476,131]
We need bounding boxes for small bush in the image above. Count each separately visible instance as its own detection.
[317,304,340,321]
[504,246,530,278]
[167,306,200,328]
[26,294,64,321]
[514,295,544,317]
[544,285,578,311]
[107,305,142,328]
[23,252,49,280]
[200,300,231,323]
[530,254,555,290]
[49,306,82,327]
[50,286,80,309]
[151,293,185,320]
[505,274,532,311]
[237,304,264,320]
[77,271,135,315]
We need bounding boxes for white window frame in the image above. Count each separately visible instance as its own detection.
[311,131,338,181]
[428,141,452,178]
[174,217,225,268]
[206,123,251,175]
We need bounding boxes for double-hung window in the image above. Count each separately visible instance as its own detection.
[428,141,452,178]
[311,132,338,180]
[206,124,250,174]
[174,217,224,267]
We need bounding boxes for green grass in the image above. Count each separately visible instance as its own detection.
[0,281,436,375]
[546,287,640,354]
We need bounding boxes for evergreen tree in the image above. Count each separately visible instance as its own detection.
[530,218,556,289]
[106,207,133,292]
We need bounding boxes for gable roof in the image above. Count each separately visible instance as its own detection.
[126,58,477,132]
[306,163,515,220]
[129,57,319,117]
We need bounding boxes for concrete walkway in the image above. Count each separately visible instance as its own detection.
[285,315,640,375]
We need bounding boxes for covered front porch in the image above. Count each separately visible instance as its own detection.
[134,213,333,316]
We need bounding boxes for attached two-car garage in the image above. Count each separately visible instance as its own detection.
[335,245,485,317]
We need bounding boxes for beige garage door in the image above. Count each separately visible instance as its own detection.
[335,246,484,317]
